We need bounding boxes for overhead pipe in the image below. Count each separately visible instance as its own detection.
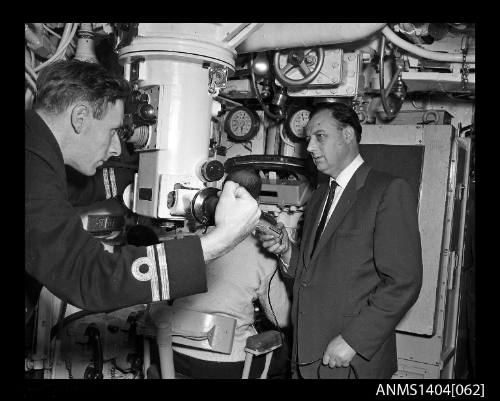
[382,26,475,63]
[236,23,387,53]
[223,23,264,49]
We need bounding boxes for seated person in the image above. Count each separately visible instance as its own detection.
[172,169,291,379]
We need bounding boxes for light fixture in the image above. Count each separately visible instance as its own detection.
[252,53,270,76]
[74,23,99,64]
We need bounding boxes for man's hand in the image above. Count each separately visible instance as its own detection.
[257,221,290,256]
[322,335,356,368]
[200,181,260,261]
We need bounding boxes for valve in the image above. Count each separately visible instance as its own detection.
[273,47,325,86]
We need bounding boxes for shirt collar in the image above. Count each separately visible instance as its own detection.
[330,154,364,189]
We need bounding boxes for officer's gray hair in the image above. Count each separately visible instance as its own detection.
[34,60,130,120]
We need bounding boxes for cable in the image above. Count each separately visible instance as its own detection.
[294,356,358,379]
[293,356,324,379]
[25,72,37,94]
[382,25,475,63]
[25,88,35,109]
[34,23,78,73]
[33,23,72,72]
[250,55,284,121]
[42,23,62,39]
[279,124,295,147]
[30,49,36,68]
[297,357,322,366]
[379,35,402,119]
[266,264,281,328]
[317,363,358,379]
[25,47,37,89]
[25,62,37,81]
[49,308,120,340]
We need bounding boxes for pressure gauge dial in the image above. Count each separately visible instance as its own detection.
[285,107,312,142]
[224,106,260,142]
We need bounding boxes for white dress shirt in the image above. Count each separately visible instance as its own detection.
[318,154,364,237]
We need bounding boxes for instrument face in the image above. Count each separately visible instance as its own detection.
[224,106,261,142]
[285,106,313,142]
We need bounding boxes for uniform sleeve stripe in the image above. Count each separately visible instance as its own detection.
[109,168,117,197]
[102,168,112,199]
[146,246,161,302]
[156,243,170,301]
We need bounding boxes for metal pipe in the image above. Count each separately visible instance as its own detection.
[379,35,401,119]
[237,23,387,53]
[382,26,475,63]
[25,88,35,110]
[225,23,263,49]
[157,323,175,379]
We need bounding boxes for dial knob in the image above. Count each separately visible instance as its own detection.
[138,103,156,121]
[201,160,225,182]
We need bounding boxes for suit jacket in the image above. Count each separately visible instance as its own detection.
[287,163,423,378]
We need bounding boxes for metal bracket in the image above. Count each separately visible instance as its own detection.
[208,65,228,94]
[130,57,145,83]
[414,125,424,144]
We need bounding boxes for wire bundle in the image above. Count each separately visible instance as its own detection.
[25,23,79,107]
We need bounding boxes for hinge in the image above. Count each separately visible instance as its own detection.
[415,125,424,144]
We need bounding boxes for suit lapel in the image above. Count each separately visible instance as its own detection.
[309,163,372,264]
[302,182,329,267]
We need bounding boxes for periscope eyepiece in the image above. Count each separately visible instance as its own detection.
[190,186,283,240]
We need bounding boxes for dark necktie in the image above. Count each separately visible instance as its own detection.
[312,180,338,254]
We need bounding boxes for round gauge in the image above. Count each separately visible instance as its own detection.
[224,106,260,142]
[285,107,312,142]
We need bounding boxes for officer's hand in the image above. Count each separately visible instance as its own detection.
[201,181,260,261]
[257,221,290,256]
[322,335,356,368]
[215,181,261,236]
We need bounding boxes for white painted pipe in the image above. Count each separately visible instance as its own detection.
[236,23,387,53]
[382,26,475,63]
[157,324,175,379]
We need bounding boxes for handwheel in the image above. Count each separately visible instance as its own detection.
[273,47,325,86]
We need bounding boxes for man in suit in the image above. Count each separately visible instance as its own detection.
[259,103,423,379]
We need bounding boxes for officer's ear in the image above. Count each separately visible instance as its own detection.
[70,103,90,135]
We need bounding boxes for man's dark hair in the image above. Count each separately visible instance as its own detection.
[309,102,362,143]
[34,60,130,120]
[224,168,262,200]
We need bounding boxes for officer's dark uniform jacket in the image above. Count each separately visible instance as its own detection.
[25,110,207,316]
